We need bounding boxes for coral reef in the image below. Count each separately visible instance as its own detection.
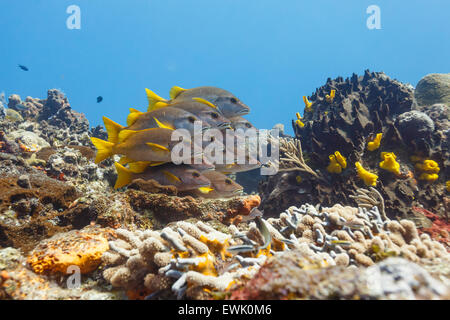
[260,70,448,221]
[0,77,448,300]
[27,226,113,274]
[229,254,450,300]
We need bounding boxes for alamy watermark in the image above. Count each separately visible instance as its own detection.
[170,121,279,175]
[366,5,381,30]
[66,5,81,30]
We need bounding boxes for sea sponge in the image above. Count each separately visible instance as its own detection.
[327,155,342,174]
[367,133,382,151]
[355,162,378,186]
[303,96,313,112]
[295,112,305,128]
[325,89,336,103]
[379,152,400,175]
[27,227,110,274]
[334,151,347,169]
[415,160,440,173]
[418,173,439,182]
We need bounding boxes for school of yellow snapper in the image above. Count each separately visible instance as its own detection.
[91,86,261,197]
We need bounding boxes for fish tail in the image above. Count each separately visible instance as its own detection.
[126,108,144,126]
[102,116,124,144]
[145,88,167,112]
[91,137,114,164]
[114,162,134,189]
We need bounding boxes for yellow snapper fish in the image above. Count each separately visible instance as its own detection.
[146,90,232,129]
[90,127,199,164]
[192,171,243,198]
[146,87,249,118]
[114,162,211,190]
[214,155,261,174]
[168,86,250,118]
[102,107,211,144]
[228,116,257,131]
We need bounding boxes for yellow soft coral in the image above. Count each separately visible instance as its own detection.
[327,155,342,174]
[303,96,313,112]
[355,161,378,186]
[446,180,450,192]
[367,133,382,151]
[415,160,440,174]
[325,90,336,103]
[379,152,400,175]
[295,112,305,128]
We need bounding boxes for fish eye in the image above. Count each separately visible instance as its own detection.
[225,179,232,185]
[210,136,215,142]
[192,171,200,178]
[188,116,196,123]
[245,123,252,128]
[211,113,219,119]
[230,98,237,103]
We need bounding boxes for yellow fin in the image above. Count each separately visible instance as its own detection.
[198,186,214,194]
[146,142,169,152]
[149,161,167,167]
[114,162,133,189]
[128,161,151,173]
[119,156,134,165]
[192,97,217,109]
[145,88,167,112]
[118,129,138,143]
[169,86,186,99]
[163,170,181,183]
[127,108,144,126]
[91,137,114,164]
[153,117,175,130]
[102,116,124,144]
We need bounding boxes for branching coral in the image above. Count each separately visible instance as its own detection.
[265,203,448,268]
[349,187,388,221]
[270,137,320,178]
[101,221,270,299]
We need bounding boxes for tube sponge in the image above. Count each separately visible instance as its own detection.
[295,112,305,128]
[327,155,342,174]
[327,151,347,174]
[367,133,382,151]
[355,162,378,186]
[325,90,336,103]
[379,152,400,175]
[415,160,440,174]
[418,173,439,182]
[303,96,313,112]
[334,151,347,169]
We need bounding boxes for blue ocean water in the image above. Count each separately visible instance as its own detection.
[0,0,449,134]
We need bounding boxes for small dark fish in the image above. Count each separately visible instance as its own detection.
[18,65,29,71]
[97,96,103,103]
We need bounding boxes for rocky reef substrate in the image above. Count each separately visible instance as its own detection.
[0,73,449,300]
